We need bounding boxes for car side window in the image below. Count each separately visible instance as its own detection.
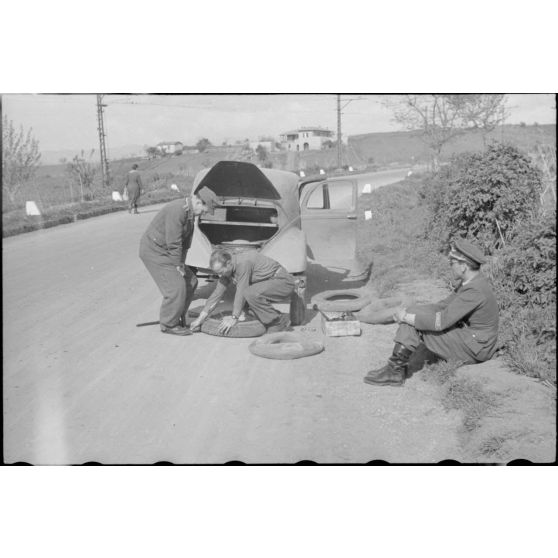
[305,184,325,209]
[327,181,354,210]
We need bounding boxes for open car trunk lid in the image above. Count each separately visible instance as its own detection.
[193,161,281,200]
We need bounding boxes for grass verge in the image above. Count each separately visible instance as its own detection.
[356,175,451,297]
[421,360,499,436]
[2,188,185,238]
[356,175,554,459]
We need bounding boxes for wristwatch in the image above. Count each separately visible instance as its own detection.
[231,314,239,320]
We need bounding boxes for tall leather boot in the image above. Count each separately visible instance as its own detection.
[363,343,414,387]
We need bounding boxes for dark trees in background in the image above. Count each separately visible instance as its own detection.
[385,94,508,169]
[196,138,212,153]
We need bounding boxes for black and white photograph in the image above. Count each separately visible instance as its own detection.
[2,3,557,556]
[2,92,556,465]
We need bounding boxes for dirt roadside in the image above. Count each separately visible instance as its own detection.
[2,205,554,463]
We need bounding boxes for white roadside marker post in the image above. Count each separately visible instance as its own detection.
[25,201,41,216]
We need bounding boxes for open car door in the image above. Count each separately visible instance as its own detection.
[300,178,367,278]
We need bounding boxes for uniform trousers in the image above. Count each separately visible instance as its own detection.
[394,304,482,364]
[243,270,295,325]
[127,184,141,211]
[139,236,198,328]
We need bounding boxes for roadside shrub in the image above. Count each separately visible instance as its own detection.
[423,142,543,253]
[419,147,555,385]
[65,151,101,202]
[482,209,556,383]
[485,209,556,308]
[501,303,556,383]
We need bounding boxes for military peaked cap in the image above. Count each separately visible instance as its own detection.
[449,238,487,266]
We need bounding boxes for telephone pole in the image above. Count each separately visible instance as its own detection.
[336,95,365,170]
[337,94,342,169]
[96,94,110,188]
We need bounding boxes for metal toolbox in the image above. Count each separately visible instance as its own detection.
[320,310,361,337]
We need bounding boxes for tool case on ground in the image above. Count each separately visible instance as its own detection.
[320,310,361,337]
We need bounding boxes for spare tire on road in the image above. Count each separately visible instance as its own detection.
[249,332,324,360]
[191,308,266,338]
[355,296,416,324]
[311,289,371,312]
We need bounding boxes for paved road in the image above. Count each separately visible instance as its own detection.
[3,169,461,464]
[350,167,415,192]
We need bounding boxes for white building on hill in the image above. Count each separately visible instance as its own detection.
[280,127,334,151]
[156,141,183,155]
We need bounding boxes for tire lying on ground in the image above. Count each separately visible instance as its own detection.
[311,289,371,312]
[249,332,324,360]
[355,296,416,324]
[190,308,266,338]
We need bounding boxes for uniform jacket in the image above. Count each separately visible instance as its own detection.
[413,273,499,360]
[125,170,143,192]
[142,199,195,266]
[203,252,284,317]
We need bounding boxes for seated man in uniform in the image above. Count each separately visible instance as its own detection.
[364,239,499,387]
[190,248,295,335]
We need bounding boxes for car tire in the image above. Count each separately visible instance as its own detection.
[249,332,324,360]
[197,309,266,338]
[355,296,416,324]
[311,289,371,312]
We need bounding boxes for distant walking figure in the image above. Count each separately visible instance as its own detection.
[125,164,143,214]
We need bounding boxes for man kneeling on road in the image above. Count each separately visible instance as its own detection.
[364,239,499,387]
[190,248,295,335]
[139,187,220,336]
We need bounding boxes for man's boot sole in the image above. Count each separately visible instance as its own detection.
[161,328,192,336]
[363,376,405,387]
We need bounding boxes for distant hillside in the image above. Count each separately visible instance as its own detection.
[349,123,556,165]
[36,124,555,187]
[40,144,146,165]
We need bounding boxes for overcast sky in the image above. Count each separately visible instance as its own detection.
[2,94,555,155]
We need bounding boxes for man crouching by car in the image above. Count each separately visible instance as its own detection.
[190,248,295,335]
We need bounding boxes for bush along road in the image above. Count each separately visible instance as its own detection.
[356,144,555,462]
